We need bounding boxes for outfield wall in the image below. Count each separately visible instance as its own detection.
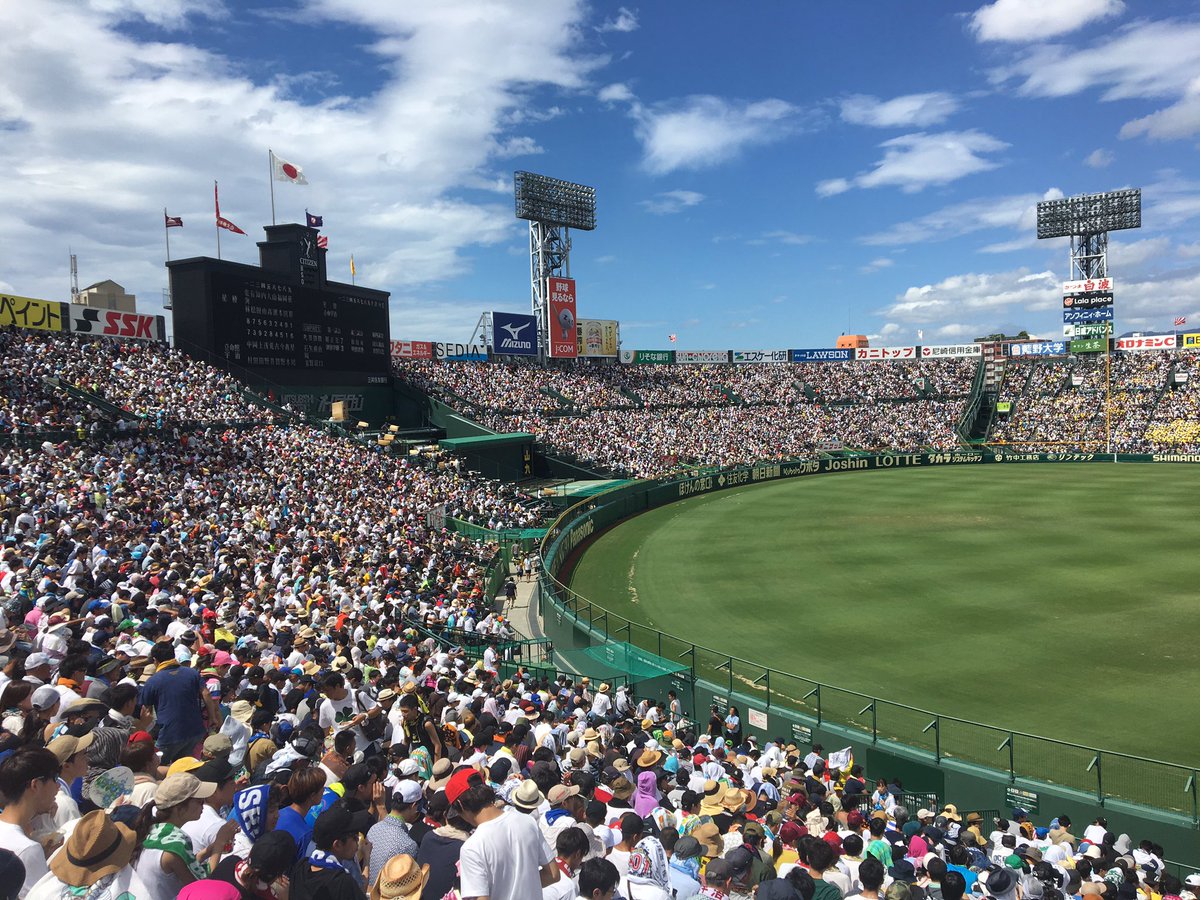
[537,451,1200,864]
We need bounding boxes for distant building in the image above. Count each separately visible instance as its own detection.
[836,334,868,349]
[73,280,137,313]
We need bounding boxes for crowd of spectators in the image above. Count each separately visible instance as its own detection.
[2,329,291,428]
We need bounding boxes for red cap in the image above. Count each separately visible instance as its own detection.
[444,767,484,805]
[128,730,154,745]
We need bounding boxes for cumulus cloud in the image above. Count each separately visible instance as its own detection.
[639,189,705,215]
[861,257,894,273]
[631,95,800,174]
[840,92,960,128]
[1085,148,1115,168]
[1121,76,1200,140]
[819,130,1008,196]
[597,6,638,33]
[970,0,1124,42]
[0,0,601,319]
[862,187,1062,246]
[598,82,634,104]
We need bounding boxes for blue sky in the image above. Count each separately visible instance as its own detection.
[4,0,1200,349]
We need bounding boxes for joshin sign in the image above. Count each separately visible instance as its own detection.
[547,276,578,359]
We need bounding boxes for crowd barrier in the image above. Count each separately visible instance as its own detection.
[536,450,1200,862]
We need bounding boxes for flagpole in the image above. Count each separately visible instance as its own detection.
[215,181,222,260]
[269,149,276,226]
[164,208,172,262]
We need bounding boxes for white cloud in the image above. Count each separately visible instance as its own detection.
[1107,236,1171,270]
[862,187,1061,245]
[1179,242,1200,259]
[878,268,1058,323]
[86,0,225,29]
[1121,76,1200,140]
[494,136,544,157]
[840,92,960,128]
[970,0,1124,42]
[861,257,894,273]
[1085,148,1115,168]
[0,1,601,323]
[639,189,705,215]
[992,20,1200,101]
[597,82,634,104]
[753,230,815,246]
[820,131,1008,196]
[1144,172,1200,227]
[631,95,799,174]
[597,6,639,33]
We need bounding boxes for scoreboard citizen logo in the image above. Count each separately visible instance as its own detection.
[72,308,156,340]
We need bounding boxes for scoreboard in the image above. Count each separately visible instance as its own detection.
[211,272,389,373]
[167,223,392,387]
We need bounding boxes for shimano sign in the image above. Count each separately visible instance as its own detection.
[491,311,538,357]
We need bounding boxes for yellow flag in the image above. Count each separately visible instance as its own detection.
[350,255,356,277]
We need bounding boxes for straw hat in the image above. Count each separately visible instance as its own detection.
[610,777,634,800]
[699,779,727,816]
[50,810,136,887]
[692,821,723,857]
[636,748,662,768]
[721,787,749,813]
[369,854,430,900]
[512,779,544,812]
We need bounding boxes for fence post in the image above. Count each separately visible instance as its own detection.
[859,701,877,743]
[657,630,663,658]
[1087,753,1103,804]
[923,717,940,763]
[997,734,1015,782]
[803,686,821,725]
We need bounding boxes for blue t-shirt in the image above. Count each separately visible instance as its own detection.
[276,806,314,860]
[140,663,205,746]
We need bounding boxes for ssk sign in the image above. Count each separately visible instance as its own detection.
[69,308,164,342]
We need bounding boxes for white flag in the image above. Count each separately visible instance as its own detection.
[272,152,308,185]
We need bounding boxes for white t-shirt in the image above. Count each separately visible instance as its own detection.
[318,692,377,753]
[182,804,225,855]
[0,819,49,898]
[459,808,554,899]
[25,866,150,900]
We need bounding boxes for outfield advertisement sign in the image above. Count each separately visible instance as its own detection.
[1009,341,1067,357]
[676,350,730,364]
[434,341,488,361]
[1062,291,1113,309]
[390,340,434,359]
[620,349,675,364]
[68,308,166,342]
[546,276,578,359]
[790,348,852,362]
[0,294,66,332]
[1063,323,1112,339]
[1063,307,1114,323]
[920,344,981,358]
[1116,335,1176,351]
[1070,338,1106,353]
[732,349,789,363]
[857,346,917,360]
[577,319,619,357]
[491,311,538,356]
[1183,334,1200,348]
[1063,277,1114,295]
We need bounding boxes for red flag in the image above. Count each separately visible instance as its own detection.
[668,333,677,343]
[317,235,328,249]
[214,182,246,235]
[164,213,183,228]
[1175,316,1187,326]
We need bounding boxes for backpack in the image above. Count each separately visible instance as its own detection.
[355,691,388,742]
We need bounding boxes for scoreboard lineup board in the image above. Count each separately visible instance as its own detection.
[211,272,390,373]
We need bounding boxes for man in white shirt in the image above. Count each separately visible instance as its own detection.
[0,747,61,897]
[590,684,612,722]
[182,759,238,850]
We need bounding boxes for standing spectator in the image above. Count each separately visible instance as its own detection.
[290,804,374,900]
[449,767,559,899]
[140,642,215,764]
[0,749,60,897]
[366,782,421,884]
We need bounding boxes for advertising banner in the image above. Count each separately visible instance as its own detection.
[1063,307,1114,323]
[547,276,578,358]
[389,340,434,360]
[68,307,165,342]
[856,346,917,360]
[1116,334,1176,351]
[919,344,982,358]
[577,319,620,357]
[996,401,1012,413]
[434,341,488,361]
[1070,337,1106,353]
[1063,323,1113,338]
[1063,277,1114,295]
[790,348,852,363]
[620,349,675,364]
[1062,292,1113,309]
[491,311,538,356]
[732,349,789,363]
[676,350,730,364]
[1183,333,1200,349]
[0,294,65,332]
[1009,341,1067,357]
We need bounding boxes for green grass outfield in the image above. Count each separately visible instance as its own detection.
[567,464,1200,764]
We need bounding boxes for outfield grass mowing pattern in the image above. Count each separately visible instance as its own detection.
[567,464,1200,766]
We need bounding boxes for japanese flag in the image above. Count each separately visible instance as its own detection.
[272,153,308,184]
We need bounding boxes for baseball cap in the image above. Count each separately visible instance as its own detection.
[674,836,702,860]
[167,757,204,776]
[397,759,420,777]
[394,781,423,805]
[155,773,217,809]
[203,734,233,756]
[444,767,485,805]
[47,733,95,764]
[31,685,61,711]
[193,759,233,784]
[725,847,754,873]
[312,803,374,846]
[25,652,52,669]
[547,784,581,805]
[704,858,734,881]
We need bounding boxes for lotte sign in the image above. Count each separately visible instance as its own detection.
[547,277,578,359]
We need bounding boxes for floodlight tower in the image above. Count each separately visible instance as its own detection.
[1036,188,1141,280]
[514,171,596,358]
[1036,188,1142,455]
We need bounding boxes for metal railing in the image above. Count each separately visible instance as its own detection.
[535,458,1200,821]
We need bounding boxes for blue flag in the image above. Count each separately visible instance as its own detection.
[306,211,323,228]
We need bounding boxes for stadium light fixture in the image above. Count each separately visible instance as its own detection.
[1036,189,1141,240]
[514,171,597,231]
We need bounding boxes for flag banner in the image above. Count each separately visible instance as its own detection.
[216,216,246,235]
[668,333,677,343]
[272,153,308,184]
[350,255,356,277]
[306,211,323,228]
[1176,316,1187,326]
[316,235,328,249]
[164,214,183,228]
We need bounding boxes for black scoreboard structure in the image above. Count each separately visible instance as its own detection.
[167,225,391,396]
